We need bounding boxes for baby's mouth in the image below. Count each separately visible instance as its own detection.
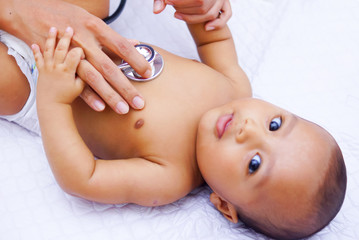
[216,114,233,138]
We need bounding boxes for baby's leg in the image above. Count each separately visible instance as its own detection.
[0,42,30,115]
[62,0,110,19]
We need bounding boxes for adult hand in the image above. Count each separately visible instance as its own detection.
[1,0,152,114]
[153,0,232,31]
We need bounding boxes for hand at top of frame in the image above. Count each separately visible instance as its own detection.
[153,0,232,31]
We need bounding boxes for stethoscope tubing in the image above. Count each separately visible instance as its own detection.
[103,0,127,24]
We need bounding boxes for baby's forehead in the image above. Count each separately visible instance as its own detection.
[293,117,333,146]
[270,118,332,182]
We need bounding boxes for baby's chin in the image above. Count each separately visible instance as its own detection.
[197,109,216,135]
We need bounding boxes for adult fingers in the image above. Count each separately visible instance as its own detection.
[96,21,152,79]
[83,38,146,112]
[205,0,232,31]
[54,27,74,64]
[153,0,167,14]
[174,10,216,24]
[172,6,210,15]
[174,0,230,27]
[172,0,219,15]
[71,17,147,112]
[80,85,106,112]
[77,58,137,114]
[127,38,141,46]
[174,0,223,24]
[165,0,203,8]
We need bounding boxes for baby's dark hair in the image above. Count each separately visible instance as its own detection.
[236,139,347,240]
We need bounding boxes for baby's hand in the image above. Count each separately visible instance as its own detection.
[32,27,85,105]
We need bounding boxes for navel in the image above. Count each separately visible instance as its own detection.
[134,118,144,129]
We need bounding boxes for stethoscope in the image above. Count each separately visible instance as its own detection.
[103,2,163,81]
[118,44,164,82]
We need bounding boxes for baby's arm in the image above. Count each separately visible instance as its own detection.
[188,21,252,97]
[35,27,188,206]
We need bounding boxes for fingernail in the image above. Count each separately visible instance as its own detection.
[116,101,129,114]
[49,27,56,35]
[31,44,37,51]
[206,26,215,31]
[153,0,162,12]
[144,69,152,78]
[132,96,145,109]
[66,26,73,33]
[93,100,105,111]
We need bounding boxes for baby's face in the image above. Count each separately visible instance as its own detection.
[196,98,333,217]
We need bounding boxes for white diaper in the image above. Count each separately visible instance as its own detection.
[0,30,40,135]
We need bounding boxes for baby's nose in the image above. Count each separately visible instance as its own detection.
[235,118,260,143]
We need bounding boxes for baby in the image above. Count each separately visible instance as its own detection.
[0,1,346,240]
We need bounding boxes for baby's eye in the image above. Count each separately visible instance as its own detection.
[249,154,261,174]
[269,117,282,131]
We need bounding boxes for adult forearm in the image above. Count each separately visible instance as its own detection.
[0,0,39,42]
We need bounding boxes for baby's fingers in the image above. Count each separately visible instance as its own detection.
[75,76,85,94]
[31,44,44,69]
[54,27,74,64]
[43,27,58,63]
[64,47,84,74]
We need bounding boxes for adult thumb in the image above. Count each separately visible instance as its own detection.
[153,0,166,14]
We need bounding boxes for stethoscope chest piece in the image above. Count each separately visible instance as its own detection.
[118,44,164,82]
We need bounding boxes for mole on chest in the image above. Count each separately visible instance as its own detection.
[134,118,144,129]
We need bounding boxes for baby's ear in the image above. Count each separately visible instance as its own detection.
[210,192,238,223]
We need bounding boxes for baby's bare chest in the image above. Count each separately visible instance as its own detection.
[73,56,239,161]
[77,98,203,162]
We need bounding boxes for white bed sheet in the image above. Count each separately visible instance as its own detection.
[1,0,358,239]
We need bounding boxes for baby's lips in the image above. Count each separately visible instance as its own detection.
[216,114,233,138]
